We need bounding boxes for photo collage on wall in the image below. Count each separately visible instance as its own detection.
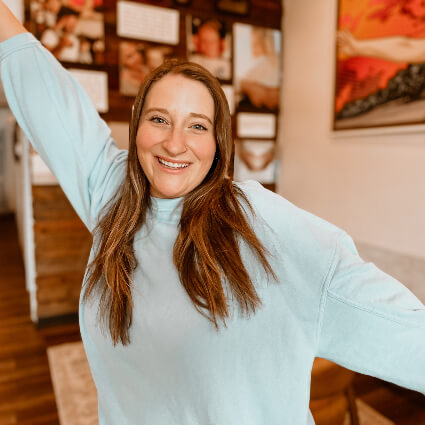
[25,0,282,189]
[29,0,108,112]
[233,23,281,187]
[117,1,180,96]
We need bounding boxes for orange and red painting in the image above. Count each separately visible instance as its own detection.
[335,0,425,129]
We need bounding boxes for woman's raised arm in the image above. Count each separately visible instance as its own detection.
[0,2,127,231]
[0,1,27,41]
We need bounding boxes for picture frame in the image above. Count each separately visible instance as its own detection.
[234,23,281,112]
[174,0,192,5]
[119,41,177,97]
[335,0,425,130]
[186,15,232,81]
[215,0,249,16]
[234,139,277,184]
[29,0,105,65]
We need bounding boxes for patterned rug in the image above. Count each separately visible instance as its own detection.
[47,341,395,425]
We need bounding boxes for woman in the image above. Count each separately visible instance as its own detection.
[1,3,424,424]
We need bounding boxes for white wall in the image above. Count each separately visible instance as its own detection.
[278,0,425,259]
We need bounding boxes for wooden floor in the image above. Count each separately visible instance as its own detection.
[0,214,81,425]
[0,213,424,425]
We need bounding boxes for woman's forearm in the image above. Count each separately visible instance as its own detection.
[0,1,27,42]
[356,36,425,63]
[338,30,425,64]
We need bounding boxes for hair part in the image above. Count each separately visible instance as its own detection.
[83,59,276,345]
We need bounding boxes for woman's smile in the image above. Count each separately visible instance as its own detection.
[156,156,191,170]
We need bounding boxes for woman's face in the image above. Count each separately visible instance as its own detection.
[136,74,216,199]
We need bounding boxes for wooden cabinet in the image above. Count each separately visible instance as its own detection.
[32,185,92,320]
[15,134,91,323]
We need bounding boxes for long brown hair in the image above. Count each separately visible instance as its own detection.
[83,60,276,345]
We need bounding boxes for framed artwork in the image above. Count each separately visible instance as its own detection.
[29,0,105,64]
[234,23,281,111]
[215,0,249,16]
[119,41,177,97]
[234,139,277,184]
[186,16,232,80]
[335,0,425,130]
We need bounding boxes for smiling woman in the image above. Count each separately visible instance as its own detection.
[83,59,274,347]
[1,2,425,425]
[136,74,216,199]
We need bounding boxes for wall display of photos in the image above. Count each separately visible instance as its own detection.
[335,0,425,130]
[24,0,282,190]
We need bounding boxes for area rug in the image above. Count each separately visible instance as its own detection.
[47,341,98,425]
[47,341,395,425]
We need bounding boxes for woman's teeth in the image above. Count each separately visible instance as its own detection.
[158,158,189,169]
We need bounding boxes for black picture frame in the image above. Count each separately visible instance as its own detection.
[174,0,192,6]
[215,0,249,16]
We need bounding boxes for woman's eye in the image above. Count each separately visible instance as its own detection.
[151,116,166,124]
[192,123,207,131]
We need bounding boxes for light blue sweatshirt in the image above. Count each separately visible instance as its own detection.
[1,33,424,425]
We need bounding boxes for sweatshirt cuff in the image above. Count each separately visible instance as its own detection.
[0,32,39,61]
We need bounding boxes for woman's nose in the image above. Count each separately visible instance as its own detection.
[162,127,187,156]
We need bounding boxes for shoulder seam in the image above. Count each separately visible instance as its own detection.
[327,289,425,329]
[315,231,341,345]
[0,41,39,62]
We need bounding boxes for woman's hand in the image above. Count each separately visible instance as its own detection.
[0,0,27,42]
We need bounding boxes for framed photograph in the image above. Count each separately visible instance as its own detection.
[335,0,425,130]
[237,113,276,138]
[117,1,179,45]
[69,69,108,113]
[186,16,231,81]
[119,41,177,96]
[215,0,249,16]
[234,23,281,111]
[221,85,235,114]
[234,139,277,184]
[29,0,105,64]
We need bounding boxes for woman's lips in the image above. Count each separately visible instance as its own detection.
[156,156,191,170]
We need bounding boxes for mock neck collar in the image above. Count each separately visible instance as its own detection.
[150,196,183,224]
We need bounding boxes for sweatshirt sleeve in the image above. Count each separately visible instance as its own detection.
[0,32,127,231]
[316,231,425,394]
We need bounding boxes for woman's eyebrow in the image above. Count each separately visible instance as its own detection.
[143,109,212,125]
[189,113,213,126]
[143,107,169,116]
